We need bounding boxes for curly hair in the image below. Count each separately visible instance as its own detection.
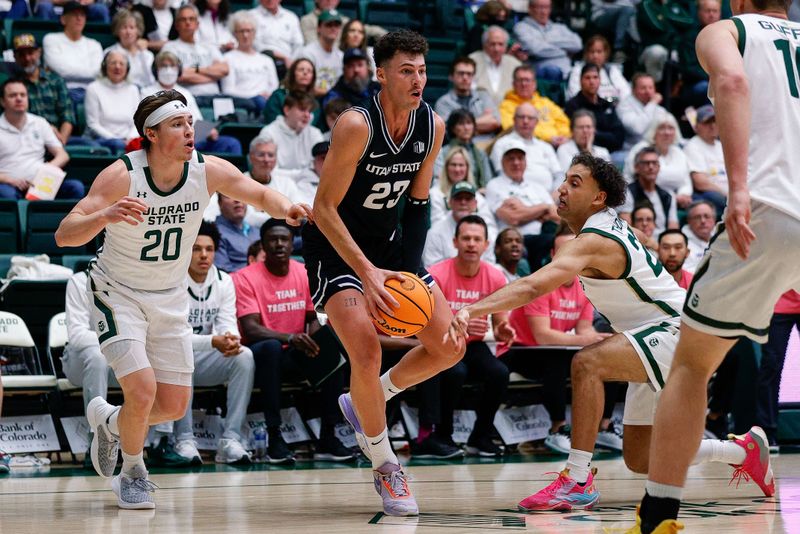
[570,153,627,208]
[373,30,428,68]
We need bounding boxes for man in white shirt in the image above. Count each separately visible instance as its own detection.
[42,1,104,104]
[491,103,562,192]
[0,80,83,200]
[171,223,256,465]
[469,26,522,106]
[251,0,304,69]
[681,200,717,273]
[556,109,611,172]
[684,104,727,216]
[259,91,324,178]
[618,147,680,236]
[162,4,229,100]
[616,73,668,149]
[294,10,344,97]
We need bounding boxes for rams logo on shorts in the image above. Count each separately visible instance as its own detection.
[98,321,106,332]
[691,294,699,307]
[649,338,659,347]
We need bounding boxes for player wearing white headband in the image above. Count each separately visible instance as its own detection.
[55,90,312,510]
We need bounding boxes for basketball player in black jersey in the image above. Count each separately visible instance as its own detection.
[302,31,464,516]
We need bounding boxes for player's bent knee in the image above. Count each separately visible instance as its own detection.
[571,350,601,378]
[624,452,650,474]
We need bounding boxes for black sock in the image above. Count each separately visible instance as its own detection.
[640,492,680,533]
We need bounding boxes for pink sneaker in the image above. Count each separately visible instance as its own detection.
[518,468,599,512]
[729,426,775,497]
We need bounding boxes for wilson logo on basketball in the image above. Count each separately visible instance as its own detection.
[375,317,408,335]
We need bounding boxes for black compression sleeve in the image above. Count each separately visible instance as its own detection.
[400,196,430,273]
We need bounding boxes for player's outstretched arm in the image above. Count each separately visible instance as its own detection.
[55,160,140,248]
[206,156,312,225]
[696,20,754,259]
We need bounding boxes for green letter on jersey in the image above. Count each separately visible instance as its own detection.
[140,228,183,262]
[774,39,800,98]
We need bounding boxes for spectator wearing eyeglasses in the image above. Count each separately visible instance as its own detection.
[618,146,679,236]
[684,105,727,216]
[631,204,658,252]
[680,200,716,273]
[434,57,500,136]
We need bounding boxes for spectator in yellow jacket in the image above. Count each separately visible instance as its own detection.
[499,64,570,147]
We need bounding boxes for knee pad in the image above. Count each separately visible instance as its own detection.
[103,339,149,380]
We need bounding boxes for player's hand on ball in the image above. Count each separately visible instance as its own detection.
[445,308,470,347]
[104,196,147,226]
[361,267,402,320]
[286,203,313,225]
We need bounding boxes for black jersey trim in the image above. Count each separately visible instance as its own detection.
[374,92,416,155]
[424,101,435,160]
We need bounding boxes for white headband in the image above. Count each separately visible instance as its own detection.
[143,100,190,128]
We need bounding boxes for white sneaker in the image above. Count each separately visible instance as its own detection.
[215,438,252,464]
[86,396,120,478]
[111,464,158,510]
[174,440,202,465]
[595,422,623,451]
[544,426,572,455]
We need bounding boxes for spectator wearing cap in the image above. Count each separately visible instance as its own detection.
[222,11,280,115]
[300,0,386,45]
[512,0,582,82]
[423,181,498,267]
[42,2,104,104]
[434,57,500,137]
[13,34,77,147]
[469,26,522,107]
[485,140,559,240]
[259,91,324,178]
[430,145,496,230]
[556,109,611,172]
[294,141,328,207]
[490,102,562,192]
[563,63,625,153]
[294,10,344,98]
[0,78,84,200]
[250,0,303,70]
[36,0,109,23]
[322,47,380,108]
[684,104,727,215]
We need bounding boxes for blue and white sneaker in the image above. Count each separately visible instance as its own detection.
[338,393,371,460]
[518,468,600,512]
[111,464,158,510]
[86,396,121,478]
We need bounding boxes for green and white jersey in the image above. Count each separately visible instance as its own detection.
[95,149,211,290]
[731,14,800,220]
[578,208,685,332]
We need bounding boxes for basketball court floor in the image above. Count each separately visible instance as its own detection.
[0,452,796,533]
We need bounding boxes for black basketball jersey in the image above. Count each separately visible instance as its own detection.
[304,93,435,253]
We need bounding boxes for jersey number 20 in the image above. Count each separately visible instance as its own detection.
[363,180,411,209]
[140,228,183,262]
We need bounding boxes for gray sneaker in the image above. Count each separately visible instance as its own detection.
[111,464,158,509]
[86,396,120,478]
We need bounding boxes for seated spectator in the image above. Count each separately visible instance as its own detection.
[205,135,298,236]
[37,0,109,23]
[616,73,667,149]
[486,141,559,251]
[556,109,611,172]
[676,0,720,108]
[430,146,497,229]
[141,50,242,155]
[163,4,229,101]
[433,110,493,189]
[466,1,514,54]
[338,19,377,78]
[302,1,386,46]
[589,0,637,59]
[1,0,28,20]
[681,200,716,273]
[196,0,236,53]
[171,222,255,465]
[106,9,156,89]
[295,10,344,97]
[624,113,692,208]
[259,91,324,178]
[250,0,303,71]
[491,103,562,191]
[512,0,582,81]
[233,219,355,463]
[321,97,349,140]
[263,58,321,125]
[469,25,523,106]
[247,240,265,265]
[636,0,693,83]
[428,215,513,456]
[500,228,610,454]
[222,11,280,116]
[684,104,727,215]
[138,0,176,52]
[434,57,500,136]
[13,34,77,146]
[215,193,260,272]
[84,51,140,154]
[424,181,497,268]
[566,35,630,102]
[499,65,570,146]
[0,79,83,200]
[618,147,679,235]
[657,229,692,289]
[294,141,328,207]
[494,227,528,282]
[631,204,658,251]
[323,48,380,108]
[42,2,104,104]
[564,63,625,153]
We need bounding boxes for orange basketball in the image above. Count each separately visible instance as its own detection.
[372,272,435,337]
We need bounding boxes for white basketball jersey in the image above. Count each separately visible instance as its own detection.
[732,14,800,220]
[578,208,686,332]
[187,265,238,336]
[95,150,210,290]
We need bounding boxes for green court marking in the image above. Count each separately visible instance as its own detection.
[370,511,526,529]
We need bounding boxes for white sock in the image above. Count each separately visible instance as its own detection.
[121,450,145,477]
[645,480,683,500]
[365,428,399,470]
[107,408,121,436]
[381,370,404,402]
[565,448,593,484]
[691,438,747,465]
